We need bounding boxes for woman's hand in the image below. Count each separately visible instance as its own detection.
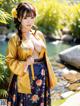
[24,56,34,73]
[26,56,34,65]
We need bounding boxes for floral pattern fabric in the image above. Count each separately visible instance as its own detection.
[7,61,51,106]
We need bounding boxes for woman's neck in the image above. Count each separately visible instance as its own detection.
[22,31,30,40]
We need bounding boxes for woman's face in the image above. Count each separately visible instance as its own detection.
[19,12,35,33]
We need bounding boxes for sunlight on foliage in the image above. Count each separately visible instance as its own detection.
[0,54,10,97]
[0,9,11,24]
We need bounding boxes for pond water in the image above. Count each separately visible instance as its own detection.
[46,41,71,60]
[0,40,71,60]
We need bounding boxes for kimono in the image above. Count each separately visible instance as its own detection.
[5,30,57,106]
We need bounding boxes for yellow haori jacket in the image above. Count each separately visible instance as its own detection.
[5,31,57,94]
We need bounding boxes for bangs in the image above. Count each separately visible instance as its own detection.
[23,10,36,18]
[17,2,36,19]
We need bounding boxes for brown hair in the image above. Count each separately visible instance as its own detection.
[14,2,36,42]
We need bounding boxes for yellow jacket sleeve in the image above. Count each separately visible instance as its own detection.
[5,36,25,76]
[45,53,57,89]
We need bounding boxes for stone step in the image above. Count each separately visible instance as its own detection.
[60,92,80,106]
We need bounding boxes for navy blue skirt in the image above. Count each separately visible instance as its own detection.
[7,60,51,106]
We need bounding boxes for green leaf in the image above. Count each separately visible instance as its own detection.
[0,89,8,97]
[0,8,11,24]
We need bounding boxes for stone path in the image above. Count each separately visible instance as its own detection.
[60,92,80,106]
[51,62,69,101]
[51,61,80,106]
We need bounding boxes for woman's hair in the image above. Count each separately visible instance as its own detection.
[13,2,36,42]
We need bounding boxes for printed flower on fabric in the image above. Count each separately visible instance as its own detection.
[13,94,16,102]
[31,86,34,90]
[7,101,11,106]
[46,91,49,97]
[41,93,44,98]
[40,102,44,106]
[41,69,45,76]
[31,94,39,102]
[36,79,42,87]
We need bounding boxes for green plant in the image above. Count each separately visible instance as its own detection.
[70,4,80,38]
[0,54,10,98]
[71,18,80,38]
[0,8,11,24]
[34,0,62,35]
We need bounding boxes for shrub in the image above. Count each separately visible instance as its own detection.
[34,0,62,35]
[70,4,80,38]
[0,54,10,98]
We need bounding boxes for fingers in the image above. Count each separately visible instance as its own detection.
[26,57,34,65]
[30,57,34,64]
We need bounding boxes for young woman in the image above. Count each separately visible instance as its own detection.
[5,2,57,106]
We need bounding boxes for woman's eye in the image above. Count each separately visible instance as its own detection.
[24,17,27,19]
[31,17,34,19]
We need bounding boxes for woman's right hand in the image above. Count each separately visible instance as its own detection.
[24,57,34,73]
[26,56,34,65]
[24,57,34,72]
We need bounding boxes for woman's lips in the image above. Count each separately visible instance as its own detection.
[27,25,31,26]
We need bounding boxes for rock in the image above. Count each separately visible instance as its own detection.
[0,35,6,41]
[63,72,80,83]
[55,63,65,69]
[61,34,73,42]
[63,71,80,91]
[61,91,74,99]
[61,67,70,74]
[68,83,80,91]
[60,92,80,106]
[61,27,70,34]
[0,99,7,106]
[69,70,77,74]
[59,45,80,69]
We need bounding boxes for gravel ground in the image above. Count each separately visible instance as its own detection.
[51,61,79,102]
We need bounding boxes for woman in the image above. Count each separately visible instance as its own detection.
[5,2,57,106]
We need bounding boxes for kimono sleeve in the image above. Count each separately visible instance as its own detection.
[5,37,26,76]
[45,53,57,89]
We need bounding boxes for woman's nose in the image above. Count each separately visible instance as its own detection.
[27,20,33,24]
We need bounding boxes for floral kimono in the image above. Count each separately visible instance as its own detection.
[5,30,57,106]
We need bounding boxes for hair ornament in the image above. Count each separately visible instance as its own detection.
[11,8,17,18]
